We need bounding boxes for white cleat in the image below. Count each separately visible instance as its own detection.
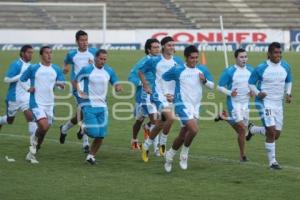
[26,152,39,164]
[164,151,173,173]
[179,154,188,170]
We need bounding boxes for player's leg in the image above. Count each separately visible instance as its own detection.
[164,126,187,172]
[142,101,160,155]
[231,105,248,161]
[21,100,38,137]
[159,107,174,156]
[263,107,282,169]
[0,101,18,128]
[26,108,50,164]
[86,138,103,165]
[85,107,108,165]
[60,92,82,142]
[131,103,145,150]
[232,122,247,161]
[60,112,79,135]
[141,100,163,162]
[164,118,198,172]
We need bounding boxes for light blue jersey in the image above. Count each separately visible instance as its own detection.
[20,63,65,109]
[163,64,214,125]
[75,64,118,108]
[128,55,155,104]
[64,47,97,81]
[5,58,31,102]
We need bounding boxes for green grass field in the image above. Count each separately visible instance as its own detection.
[0,50,299,200]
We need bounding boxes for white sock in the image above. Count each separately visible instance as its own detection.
[82,134,89,147]
[61,120,75,134]
[265,142,277,166]
[143,138,153,150]
[159,133,168,146]
[181,145,189,156]
[153,134,160,151]
[168,148,177,158]
[28,122,37,136]
[0,115,7,125]
[251,125,266,136]
[30,134,38,147]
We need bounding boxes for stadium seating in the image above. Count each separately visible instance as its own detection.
[171,0,300,29]
[0,0,300,29]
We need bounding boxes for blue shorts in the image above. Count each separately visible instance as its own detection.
[140,92,157,116]
[82,106,108,138]
[150,92,171,112]
[174,102,198,126]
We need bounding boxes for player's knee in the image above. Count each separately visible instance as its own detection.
[189,126,198,136]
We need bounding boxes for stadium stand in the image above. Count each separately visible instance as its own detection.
[0,0,300,29]
[171,0,300,29]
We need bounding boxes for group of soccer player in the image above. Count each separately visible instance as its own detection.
[128,37,292,171]
[0,30,292,171]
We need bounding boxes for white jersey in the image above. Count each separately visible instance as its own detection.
[249,60,292,106]
[140,55,184,97]
[20,63,65,108]
[218,64,254,103]
[75,64,119,108]
[64,48,97,80]
[163,64,214,119]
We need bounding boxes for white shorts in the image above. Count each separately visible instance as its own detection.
[261,105,283,131]
[134,103,148,120]
[230,101,249,126]
[32,105,54,125]
[6,100,29,117]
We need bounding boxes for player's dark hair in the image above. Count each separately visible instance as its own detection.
[184,45,199,58]
[95,49,107,57]
[234,48,246,58]
[19,45,33,57]
[75,30,88,41]
[268,42,281,53]
[144,38,159,55]
[39,46,51,55]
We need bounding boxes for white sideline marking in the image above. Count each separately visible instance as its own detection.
[1,133,300,171]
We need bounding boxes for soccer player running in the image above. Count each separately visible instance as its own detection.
[74,49,122,165]
[0,45,37,139]
[216,48,254,162]
[139,36,184,162]
[20,46,65,164]
[162,45,214,172]
[59,30,97,153]
[128,38,160,151]
[248,42,292,170]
